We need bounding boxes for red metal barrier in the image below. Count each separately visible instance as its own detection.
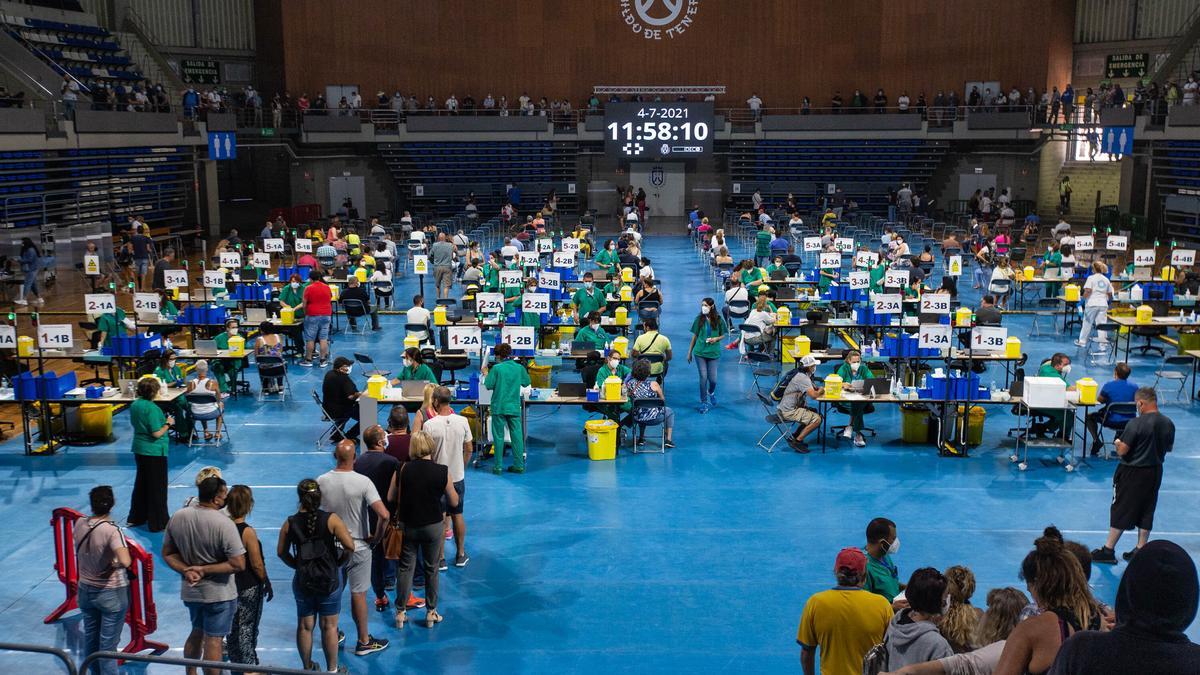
[45,507,169,659]
[291,203,321,225]
[122,540,168,658]
[44,507,86,623]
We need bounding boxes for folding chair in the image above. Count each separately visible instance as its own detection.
[755,392,789,453]
[1094,402,1136,460]
[255,354,290,401]
[341,298,370,335]
[1085,321,1119,366]
[1029,298,1062,337]
[405,322,432,346]
[1152,355,1193,405]
[630,397,667,454]
[312,390,350,449]
[744,351,781,396]
[354,352,390,378]
[184,391,227,446]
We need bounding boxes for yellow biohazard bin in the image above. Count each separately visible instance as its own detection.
[585,419,618,460]
[955,405,987,445]
[528,362,552,389]
[78,403,114,441]
[901,405,931,443]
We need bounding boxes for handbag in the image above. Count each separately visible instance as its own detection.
[383,464,405,560]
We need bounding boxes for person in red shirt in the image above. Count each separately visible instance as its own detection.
[301,269,333,367]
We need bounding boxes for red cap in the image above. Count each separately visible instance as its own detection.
[835,547,867,575]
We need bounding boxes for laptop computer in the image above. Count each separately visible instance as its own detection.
[775,286,796,300]
[769,269,787,280]
[557,382,587,398]
[137,311,161,324]
[592,271,609,283]
[245,307,267,324]
[193,339,218,353]
[1132,267,1152,281]
[570,340,595,355]
[398,380,428,398]
[862,377,890,396]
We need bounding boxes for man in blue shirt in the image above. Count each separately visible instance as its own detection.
[1085,362,1138,456]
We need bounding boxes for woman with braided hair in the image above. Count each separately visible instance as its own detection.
[277,478,354,673]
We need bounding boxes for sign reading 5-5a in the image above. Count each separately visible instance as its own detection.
[604,102,714,160]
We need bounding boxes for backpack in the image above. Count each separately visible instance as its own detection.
[289,513,340,597]
[861,637,889,675]
[771,366,805,402]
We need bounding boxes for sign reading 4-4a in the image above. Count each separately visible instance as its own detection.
[208,131,237,161]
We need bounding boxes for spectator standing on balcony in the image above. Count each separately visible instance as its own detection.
[271,94,283,127]
[445,94,459,114]
[932,90,946,125]
[497,95,508,116]
[746,92,763,121]
[968,85,981,111]
[91,83,109,111]
[247,86,263,126]
[831,90,843,113]
[1061,84,1075,121]
[851,89,866,113]
[483,93,495,112]
[348,91,361,109]
[800,96,811,114]
[297,93,310,114]
[897,91,910,113]
[873,88,887,113]
[983,87,996,111]
[1184,76,1198,105]
[61,74,78,120]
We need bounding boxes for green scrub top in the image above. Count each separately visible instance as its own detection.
[96,309,127,345]
[690,316,728,360]
[397,363,436,383]
[130,398,168,456]
[575,325,610,349]
[154,364,184,385]
[484,359,530,415]
[572,286,606,316]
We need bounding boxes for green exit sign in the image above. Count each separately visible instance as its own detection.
[260,127,275,137]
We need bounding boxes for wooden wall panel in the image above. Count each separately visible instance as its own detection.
[270,0,1074,108]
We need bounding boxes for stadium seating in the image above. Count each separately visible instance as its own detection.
[1,12,143,90]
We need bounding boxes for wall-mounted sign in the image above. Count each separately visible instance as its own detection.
[180,58,221,85]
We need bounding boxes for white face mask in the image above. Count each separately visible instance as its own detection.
[884,535,900,555]
[403,358,412,368]
[228,327,239,336]
[290,282,300,289]
[343,365,353,375]
[849,361,860,372]
[608,359,619,369]
[584,281,593,289]
[700,305,710,315]
[167,361,176,369]
[1061,364,1072,376]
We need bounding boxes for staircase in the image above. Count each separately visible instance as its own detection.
[113,9,185,109]
[1038,141,1122,225]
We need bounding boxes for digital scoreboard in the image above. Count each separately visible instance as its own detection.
[603,102,714,160]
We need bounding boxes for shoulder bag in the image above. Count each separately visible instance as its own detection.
[383,463,406,560]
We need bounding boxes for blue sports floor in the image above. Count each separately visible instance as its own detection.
[0,235,1197,673]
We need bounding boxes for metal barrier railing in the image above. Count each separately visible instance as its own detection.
[0,641,77,675]
[81,650,315,674]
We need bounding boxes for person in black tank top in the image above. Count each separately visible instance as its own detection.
[393,432,459,630]
[226,486,271,669]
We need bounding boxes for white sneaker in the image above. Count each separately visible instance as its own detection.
[1073,340,1087,347]
[13,299,27,306]
[34,298,44,306]
[841,427,854,439]
[853,433,867,447]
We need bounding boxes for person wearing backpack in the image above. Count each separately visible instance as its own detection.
[74,485,132,675]
[277,478,355,673]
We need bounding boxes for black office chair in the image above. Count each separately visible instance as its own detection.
[76,321,110,386]
[1131,326,1166,357]
[420,348,444,382]
[438,349,471,384]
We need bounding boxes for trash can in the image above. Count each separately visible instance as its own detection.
[584,419,618,460]
[1179,332,1200,355]
[528,362,552,389]
[461,405,482,441]
[901,404,931,443]
[955,404,987,445]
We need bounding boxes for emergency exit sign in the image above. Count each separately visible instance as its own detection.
[1105,53,1148,79]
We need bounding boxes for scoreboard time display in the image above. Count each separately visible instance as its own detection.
[603,102,714,160]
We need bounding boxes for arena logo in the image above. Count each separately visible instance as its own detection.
[619,0,700,40]
[650,166,665,186]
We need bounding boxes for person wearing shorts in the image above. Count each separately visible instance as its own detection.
[777,355,824,454]
[301,269,333,367]
[1092,386,1175,565]
[429,232,457,299]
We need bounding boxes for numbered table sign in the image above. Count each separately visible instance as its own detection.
[873,293,903,314]
[203,269,227,289]
[561,237,580,253]
[501,325,536,351]
[252,252,271,268]
[920,293,952,314]
[855,251,879,268]
[164,269,188,289]
[552,251,576,268]
[38,324,73,350]
[412,254,429,275]
[0,325,15,349]
[476,292,505,315]
[294,238,313,253]
[537,270,561,292]
[218,252,241,269]
[1133,249,1156,267]
[918,323,951,350]
[884,268,910,288]
[134,293,160,313]
[263,238,285,253]
[1172,249,1196,267]
[971,325,1008,352]
[802,237,822,252]
[835,237,855,253]
[521,293,551,315]
[446,326,483,354]
[848,271,869,289]
[536,238,554,254]
[499,270,523,288]
[1106,235,1128,251]
[947,255,963,277]
[819,252,841,269]
[1073,235,1094,252]
[519,251,540,268]
[83,254,100,276]
[84,293,117,315]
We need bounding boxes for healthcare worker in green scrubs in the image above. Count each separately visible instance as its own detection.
[482,342,531,474]
[687,297,728,413]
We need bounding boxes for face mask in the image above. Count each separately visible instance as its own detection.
[403,358,412,368]
[884,535,900,555]
[290,282,300,289]
[609,244,615,251]
[1061,364,1072,376]
[849,362,860,372]
[608,359,619,369]
[1047,247,1053,253]
[343,365,353,375]
[584,281,594,289]
[168,361,176,369]
[700,305,710,315]
[941,593,952,615]
[228,327,239,336]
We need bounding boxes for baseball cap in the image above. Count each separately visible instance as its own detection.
[799,354,820,369]
[835,547,867,575]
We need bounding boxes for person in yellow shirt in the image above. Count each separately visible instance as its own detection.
[796,547,892,675]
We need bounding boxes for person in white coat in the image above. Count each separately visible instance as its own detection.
[1076,261,1114,347]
